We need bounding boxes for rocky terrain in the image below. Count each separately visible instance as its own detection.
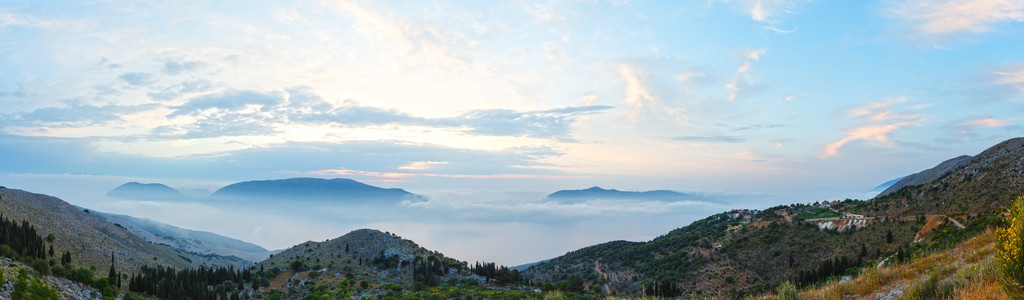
[0,257,104,299]
[0,188,249,273]
[91,210,271,264]
[876,155,972,197]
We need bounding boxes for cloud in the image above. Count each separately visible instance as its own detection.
[319,0,470,71]
[162,60,207,75]
[888,0,1024,38]
[947,116,1014,140]
[0,12,87,30]
[618,64,685,124]
[992,63,1024,92]
[728,123,787,131]
[119,72,157,86]
[672,135,746,143]
[1,103,158,127]
[676,70,709,92]
[717,0,812,28]
[169,90,284,117]
[820,97,925,158]
[454,106,613,140]
[147,80,218,101]
[397,161,448,170]
[726,48,766,102]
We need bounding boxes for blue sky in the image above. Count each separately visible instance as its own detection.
[2,0,1023,265]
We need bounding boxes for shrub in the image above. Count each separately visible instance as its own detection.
[777,281,798,300]
[995,195,1024,299]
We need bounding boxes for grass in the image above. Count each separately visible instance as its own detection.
[795,207,842,219]
[752,229,1006,299]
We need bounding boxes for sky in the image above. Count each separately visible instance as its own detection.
[1,0,1023,265]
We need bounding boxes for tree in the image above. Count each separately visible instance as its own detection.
[886,230,894,244]
[995,194,1024,299]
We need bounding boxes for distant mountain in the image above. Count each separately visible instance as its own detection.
[869,176,904,193]
[90,211,271,263]
[209,177,421,203]
[107,182,186,201]
[510,259,549,272]
[0,187,249,273]
[547,186,697,203]
[875,155,972,198]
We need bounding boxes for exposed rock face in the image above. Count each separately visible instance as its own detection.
[876,155,972,198]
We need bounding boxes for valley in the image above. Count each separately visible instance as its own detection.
[1,137,1023,299]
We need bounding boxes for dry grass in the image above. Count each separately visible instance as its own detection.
[773,230,1007,300]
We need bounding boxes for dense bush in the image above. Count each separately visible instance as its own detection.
[996,195,1024,299]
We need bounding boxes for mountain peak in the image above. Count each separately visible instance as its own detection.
[209,177,419,203]
[547,186,695,203]
[107,182,185,201]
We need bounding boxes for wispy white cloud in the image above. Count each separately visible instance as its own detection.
[820,97,926,158]
[726,48,766,102]
[947,116,1014,140]
[717,0,812,30]
[676,70,708,92]
[397,161,448,171]
[318,0,471,71]
[618,64,686,124]
[0,12,88,29]
[992,63,1024,92]
[888,0,1024,39]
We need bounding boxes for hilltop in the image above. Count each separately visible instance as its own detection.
[547,186,697,203]
[106,182,186,201]
[209,178,421,203]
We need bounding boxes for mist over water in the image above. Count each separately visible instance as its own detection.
[0,173,880,266]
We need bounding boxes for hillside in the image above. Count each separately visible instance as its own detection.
[876,155,972,198]
[106,182,186,201]
[522,138,1024,297]
[209,178,421,203]
[260,229,462,282]
[0,187,250,273]
[866,137,1024,216]
[90,211,271,263]
[547,186,696,203]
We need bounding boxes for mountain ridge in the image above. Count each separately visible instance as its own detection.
[209,177,421,203]
[90,210,271,263]
[107,181,186,201]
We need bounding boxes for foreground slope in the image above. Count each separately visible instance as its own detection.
[0,187,249,273]
[91,210,271,263]
[524,137,1024,297]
